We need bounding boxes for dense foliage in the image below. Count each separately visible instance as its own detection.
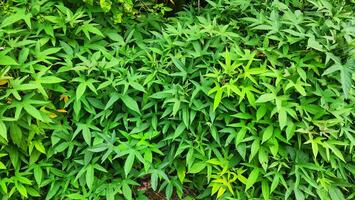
[0,0,354,199]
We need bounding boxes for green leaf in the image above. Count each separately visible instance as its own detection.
[76,83,86,101]
[249,139,260,162]
[262,125,273,143]
[16,83,38,91]
[1,15,21,27]
[66,193,84,199]
[121,94,140,114]
[217,187,226,199]
[245,168,259,191]
[40,76,64,84]
[10,123,22,147]
[177,163,186,183]
[189,162,206,173]
[173,122,185,140]
[46,181,60,200]
[271,174,280,193]
[307,36,323,51]
[278,108,287,130]
[172,100,181,116]
[210,125,220,145]
[327,144,345,162]
[329,186,345,200]
[256,93,274,103]
[122,183,132,200]
[34,166,42,185]
[182,107,189,128]
[165,184,173,200]
[151,173,158,191]
[0,55,18,65]
[294,188,305,200]
[27,188,40,197]
[323,59,354,99]
[262,180,270,200]
[124,153,135,176]
[0,161,6,169]
[86,165,94,189]
[340,59,353,99]
[0,121,7,141]
[77,22,104,39]
[105,92,121,110]
[17,184,28,198]
[213,89,223,110]
[24,105,44,121]
[269,138,279,157]
[86,23,104,37]
[286,121,296,141]
[34,141,46,154]
[82,127,91,145]
[1,8,31,28]
[256,105,267,121]
[235,128,247,147]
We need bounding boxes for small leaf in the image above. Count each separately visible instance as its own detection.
[165,184,173,200]
[76,83,86,101]
[217,187,226,199]
[121,94,140,114]
[34,141,46,154]
[262,180,270,200]
[286,122,296,141]
[151,173,158,191]
[210,125,220,144]
[17,184,28,198]
[307,36,323,51]
[87,24,104,37]
[172,100,181,116]
[327,144,345,162]
[329,186,345,200]
[177,164,186,183]
[340,60,353,99]
[213,89,223,110]
[249,139,260,162]
[82,127,91,145]
[105,93,121,110]
[24,105,44,121]
[278,108,287,130]
[0,161,6,169]
[262,125,273,143]
[40,76,64,84]
[66,193,83,199]
[294,188,305,200]
[0,121,7,141]
[271,174,280,193]
[189,162,206,173]
[34,166,42,185]
[173,122,185,140]
[124,153,135,176]
[86,165,94,189]
[122,184,132,200]
[245,168,259,191]
[182,107,189,128]
[256,93,274,103]
[0,55,18,65]
[256,105,267,121]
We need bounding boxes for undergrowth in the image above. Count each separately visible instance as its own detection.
[0,0,354,199]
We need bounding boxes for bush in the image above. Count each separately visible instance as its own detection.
[0,0,354,199]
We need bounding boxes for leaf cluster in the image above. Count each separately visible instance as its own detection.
[0,0,354,199]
